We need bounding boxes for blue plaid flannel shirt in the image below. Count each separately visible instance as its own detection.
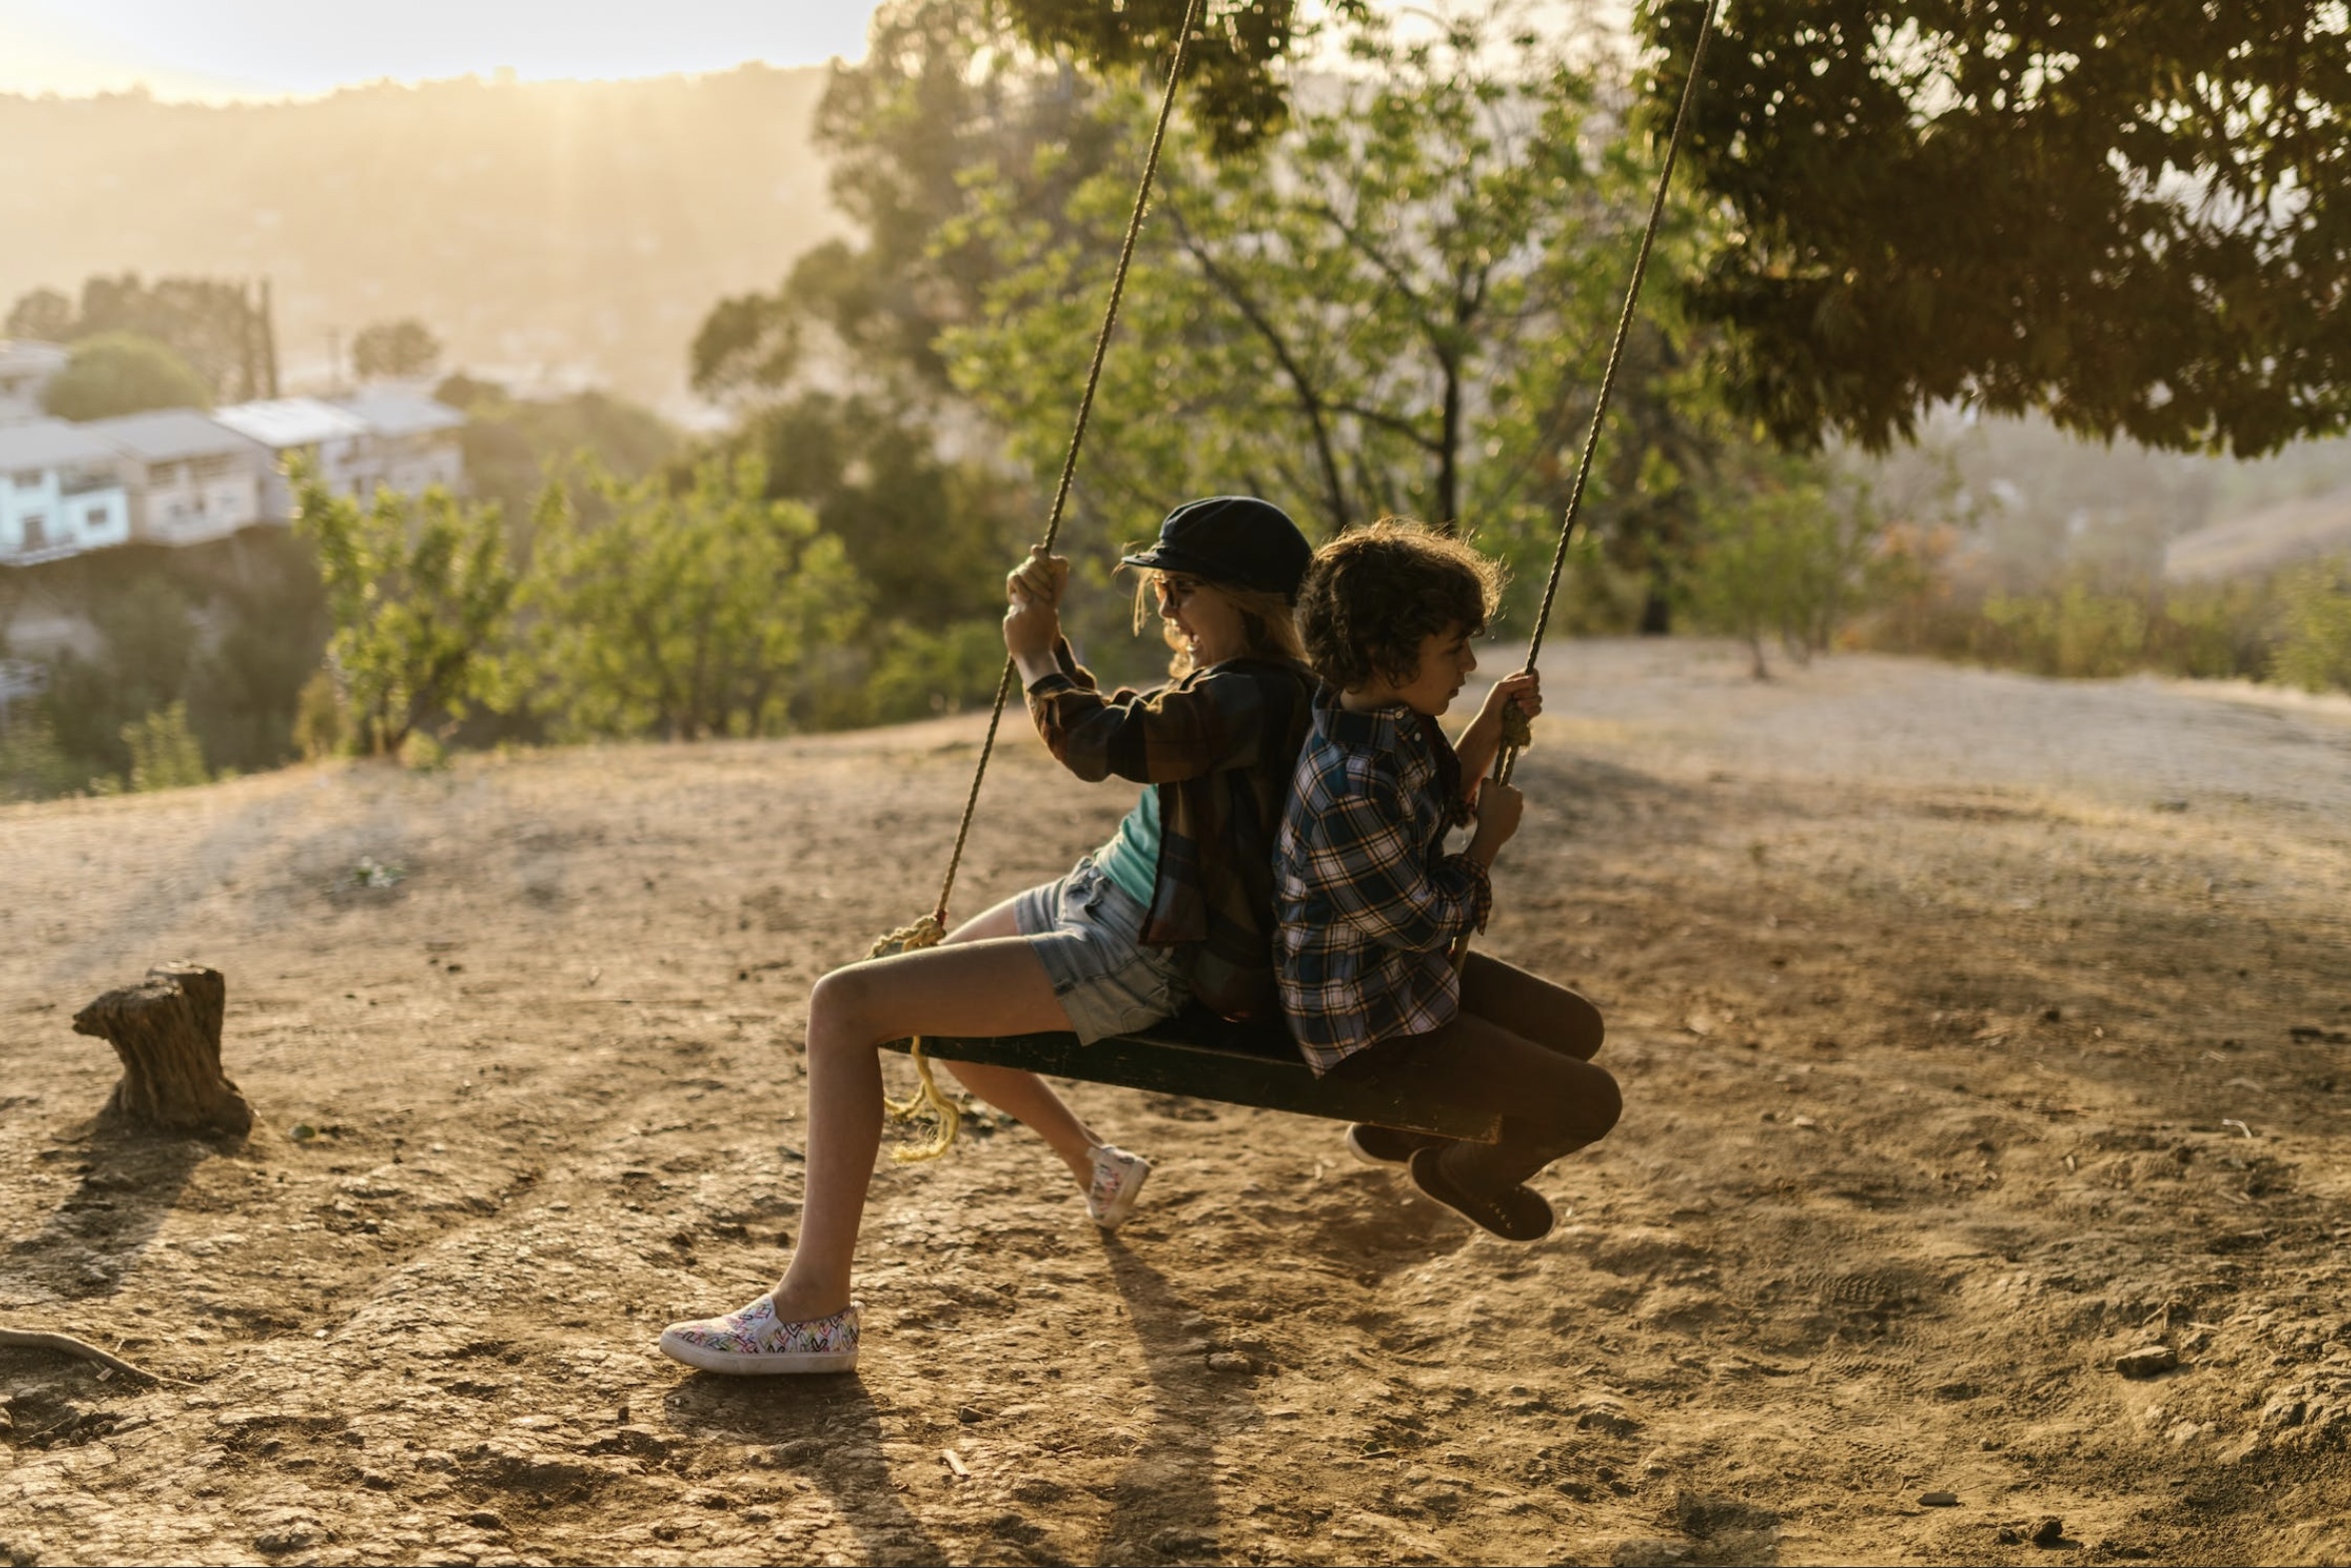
[1274,690,1492,1073]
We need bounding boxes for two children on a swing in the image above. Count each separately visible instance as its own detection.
[659,499,1619,1374]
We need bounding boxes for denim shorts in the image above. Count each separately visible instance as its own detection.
[1014,858,1188,1046]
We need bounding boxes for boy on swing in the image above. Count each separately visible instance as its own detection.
[1276,519,1619,1241]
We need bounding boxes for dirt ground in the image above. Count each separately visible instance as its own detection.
[4,638,2350,1567]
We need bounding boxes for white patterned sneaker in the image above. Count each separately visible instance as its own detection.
[1085,1144,1152,1229]
[657,1294,860,1374]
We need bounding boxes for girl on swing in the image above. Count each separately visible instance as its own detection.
[1277,519,1620,1242]
[660,496,1318,1374]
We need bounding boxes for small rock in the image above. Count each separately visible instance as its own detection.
[4,1540,40,1568]
[1576,1404,1643,1439]
[2032,1516,2066,1548]
[254,1526,317,1556]
[465,1510,504,1532]
[1996,1527,2024,1545]
[957,1403,988,1424]
[1204,1350,1252,1374]
[358,1469,396,1491]
[1149,1528,1217,1556]
[2116,1345,2178,1378]
[1919,1490,1959,1507]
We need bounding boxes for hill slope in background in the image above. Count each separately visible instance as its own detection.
[0,70,842,416]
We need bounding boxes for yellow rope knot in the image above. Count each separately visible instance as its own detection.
[868,913,962,1164]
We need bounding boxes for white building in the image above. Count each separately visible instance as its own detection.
[0,420,132,564]
[0,390,469,568]
[0,341,69,425]
[333,388,466,498]
[84,408,275,546]
[210,396,376,519]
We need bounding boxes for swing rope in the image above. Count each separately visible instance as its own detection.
[1494,0,1721,787]
[876,0,1205,1160]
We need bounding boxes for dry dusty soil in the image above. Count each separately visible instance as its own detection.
[4,640,2351,1567]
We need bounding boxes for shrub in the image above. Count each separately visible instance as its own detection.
[2271,557,2351,694]
[0,715,86,802]
[122,701,209,791]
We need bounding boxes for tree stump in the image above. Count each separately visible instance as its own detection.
[71,963,253,1136]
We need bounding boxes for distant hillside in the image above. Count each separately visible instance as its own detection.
[0,70,843,417]
[2164,483,2351,581]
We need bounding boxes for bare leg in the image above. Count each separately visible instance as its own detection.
[774,934,1076,1322]
[936,898,1104,1185]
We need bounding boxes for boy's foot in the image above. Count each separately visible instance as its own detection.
[1346,1124,1437,1167]
[1406,1148,1554,1242]
[657,1294,860,1374]
[1086,1144,1152,1229]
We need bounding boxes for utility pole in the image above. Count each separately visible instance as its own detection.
[260,277,280,398]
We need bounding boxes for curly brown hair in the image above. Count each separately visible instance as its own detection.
[1296,518,1505,691]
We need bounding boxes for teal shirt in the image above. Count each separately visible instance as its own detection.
[1093,785,1162,909]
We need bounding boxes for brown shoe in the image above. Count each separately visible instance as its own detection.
[1345,1124,1441,1167]
[1407,1148,1554,1241]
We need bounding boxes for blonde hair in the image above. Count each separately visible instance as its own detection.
[1130,570,1306,679]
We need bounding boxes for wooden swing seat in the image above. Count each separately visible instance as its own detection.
[883,1008,1502,1143]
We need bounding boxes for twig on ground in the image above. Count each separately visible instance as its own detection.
[0,1325,195,1386]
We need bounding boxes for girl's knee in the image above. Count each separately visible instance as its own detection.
[807,968,885,1049]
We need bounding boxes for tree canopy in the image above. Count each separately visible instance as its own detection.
[353,319,442,381]
[41,332,214,420]
[8,275,272,402]
[1653,0,2351,457]
[944,7,1754,628]
[996,0,1304,153]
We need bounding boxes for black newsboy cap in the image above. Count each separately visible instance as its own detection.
[1119,495,1312,600]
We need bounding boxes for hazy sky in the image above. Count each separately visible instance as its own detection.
[0,0,881,100]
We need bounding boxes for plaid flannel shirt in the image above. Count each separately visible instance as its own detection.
[1027,639,1319,1020]
[1274,690,1492,1073]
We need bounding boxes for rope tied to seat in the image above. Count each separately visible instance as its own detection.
[1491,0,1720,791]
[877,0,1204,1164]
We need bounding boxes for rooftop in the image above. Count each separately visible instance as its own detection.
[0,340,70,378]
[334,388,466,438]
[213,397,372,449]
[84,408,273,465]
[0,417,126,472]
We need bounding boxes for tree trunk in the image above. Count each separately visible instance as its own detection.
[71,963,253,1136]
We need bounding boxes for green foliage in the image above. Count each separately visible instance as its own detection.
[2271,559,2351,695]
[41,332,213,420]
[294,462,517,755]
[1681,457,1881,677]
[8,274,271,401]
[0,715,85,803]
[516,456,863,741]
[995,0,1305,155]
[947,4,1747,631]
[122,701,209,791]
[729,392,1020,626]
[1857,568,2296,685]
[432,376,681,544]
[864,621,1013,725]
[353,319,442,381]
[15,534,328,783]
[293,669,348,761]
[1980,583,2152,681]
[691,0,1127,405]
[1655,0,2351,456]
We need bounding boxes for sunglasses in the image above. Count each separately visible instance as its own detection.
[1155,574,1207,607]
